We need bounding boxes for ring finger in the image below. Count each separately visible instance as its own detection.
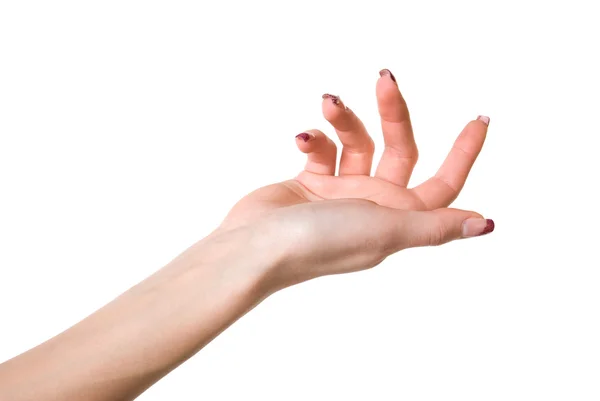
[322,94,375,176]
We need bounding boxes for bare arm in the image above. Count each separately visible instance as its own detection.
[0,70,493,400]
[0,228,275,401]
[0,200,491,401]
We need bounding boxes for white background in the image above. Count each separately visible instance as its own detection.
[1,1,599,400]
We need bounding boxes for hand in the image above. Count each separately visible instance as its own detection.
[0,71,494,401]
[217,69,493,287]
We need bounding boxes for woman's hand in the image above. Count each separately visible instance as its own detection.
[0,69,494,401]
[217,69,494,288]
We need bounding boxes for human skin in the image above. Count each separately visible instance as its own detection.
[0,69,493,401]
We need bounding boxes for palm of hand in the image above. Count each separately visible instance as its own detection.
[222,70,488,230]
[224,175,420,228]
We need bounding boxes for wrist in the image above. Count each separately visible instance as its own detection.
[179,224,287,299]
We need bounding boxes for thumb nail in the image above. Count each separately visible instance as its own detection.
[462,218,495,238]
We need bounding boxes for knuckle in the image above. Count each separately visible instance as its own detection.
[366,137,376,153]
[428,216,448,246]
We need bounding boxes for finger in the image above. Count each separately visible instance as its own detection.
[412,116,490,209]
[322,93,374,176]
[295,129,337,175]
[392,208,494,249]
[374,69,418,187]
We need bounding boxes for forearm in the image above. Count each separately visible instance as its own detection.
[0,228,276,401]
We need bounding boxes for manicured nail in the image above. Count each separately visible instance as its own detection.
[322,93,343,107]
[295,132,314,142]
[379,68,397,83]
[477,115,490,126]
[462,218,495,238]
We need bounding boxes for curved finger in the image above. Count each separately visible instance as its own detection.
[374,69,418,187]
[412,116,490,209]
[322,94,374,176]
[295,129,337,175]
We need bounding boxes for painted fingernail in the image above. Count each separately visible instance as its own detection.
[322,93,343,107]
[379,68,397,83]
[462,218,495,238]
[477,115,490,126]
[295,132,314,142]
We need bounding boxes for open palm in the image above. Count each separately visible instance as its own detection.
[222,69,489,230]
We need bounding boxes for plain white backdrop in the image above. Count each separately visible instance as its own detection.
[1,1,599,399]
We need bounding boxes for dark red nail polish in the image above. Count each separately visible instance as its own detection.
[379,68,396,83]
[296,133,312,142]
[480,219,495,236]
[322,93,341,106]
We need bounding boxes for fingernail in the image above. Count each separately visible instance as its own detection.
[322,93,344,107]
[477,115,490,126]
[462,218,495,238]
[295,132,314,142]
[379,68,397,83]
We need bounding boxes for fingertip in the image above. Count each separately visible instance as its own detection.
[322,93,344,107]
[296,132,314,143]
[376,76,401,100]
[483,219,495,234]
[295,130,337,175]
[376,70,407,115]
[379,68,397,83]
[477,115,491,126]
[295,132,316,153]
[464,116,490,135]
[322,94,349,123]
[461,218,495,238]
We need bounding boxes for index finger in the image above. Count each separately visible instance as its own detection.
[412,116,489,209]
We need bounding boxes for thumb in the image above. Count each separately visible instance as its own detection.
[399,208,495,248]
